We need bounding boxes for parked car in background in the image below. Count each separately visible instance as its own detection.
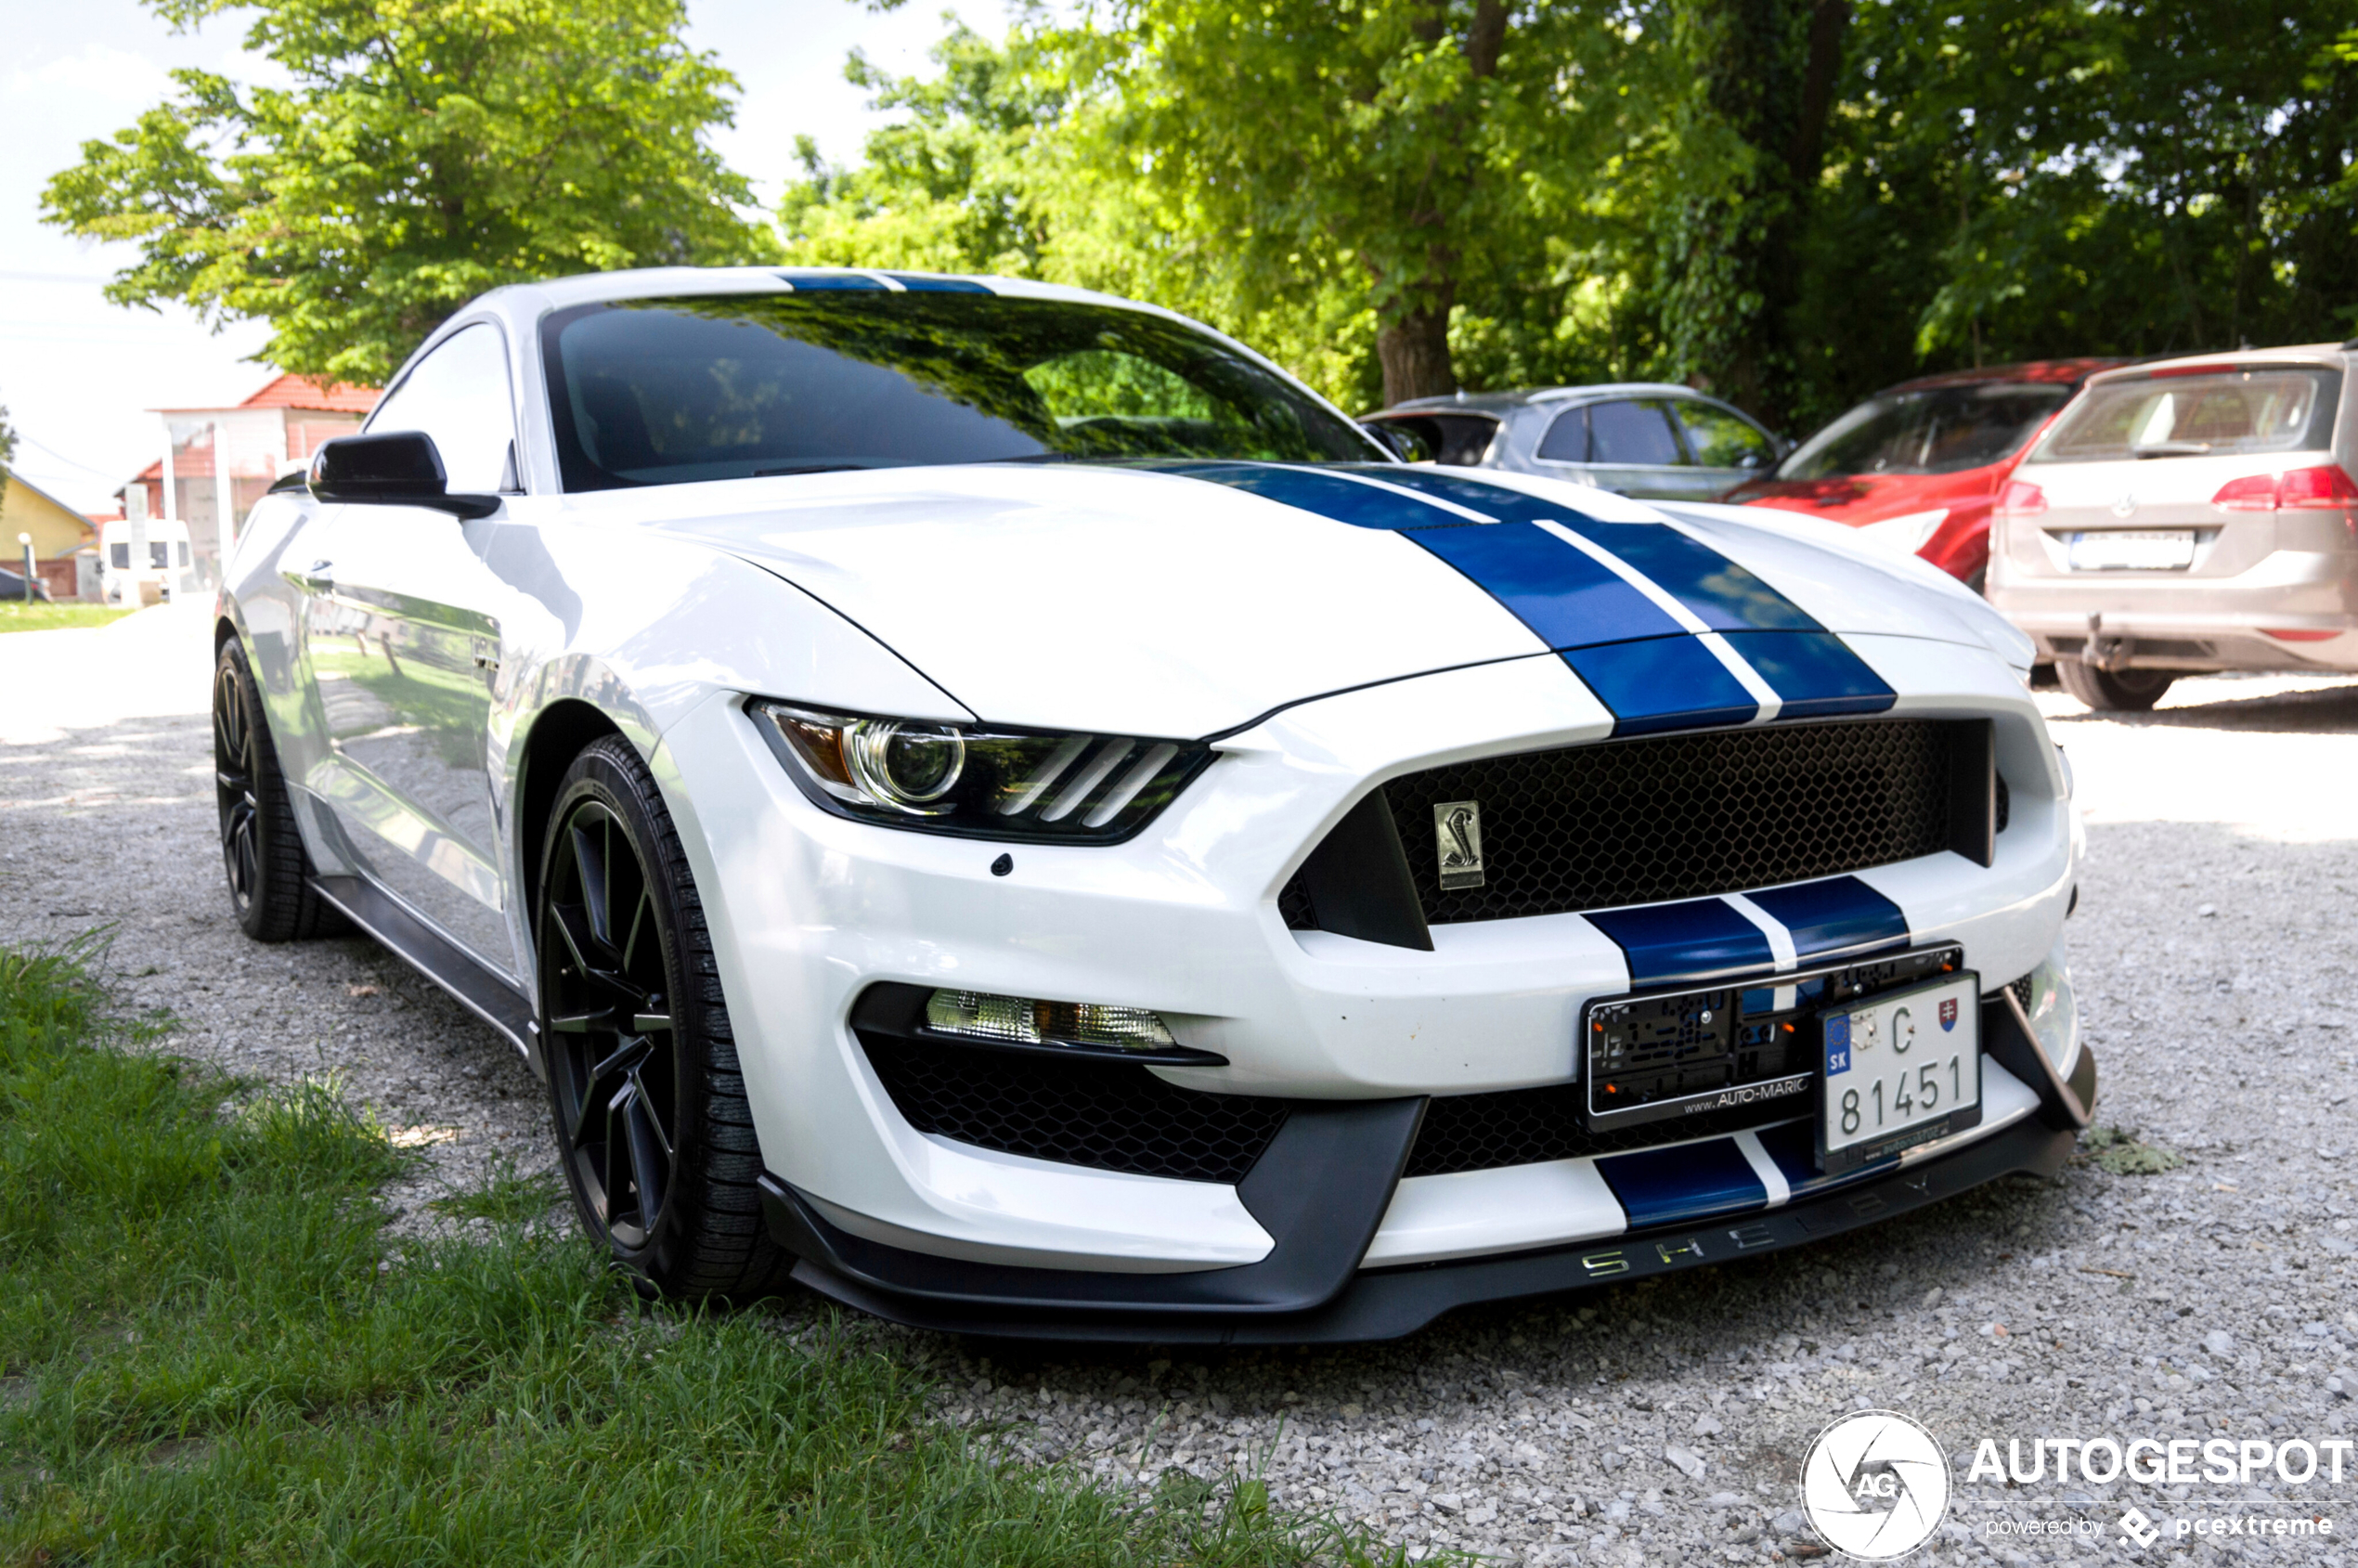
[1988,343,2358,710]
[97,516,195,605]
[1724,362,2121,590]
[1358,384,1785,501]
[0,567,53,603]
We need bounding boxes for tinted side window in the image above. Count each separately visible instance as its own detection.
[1537,409,1588,462]
[368,323,518,494]
[1587,400,1687,466]
[110,543,130,569]
[1678,403,1774,468]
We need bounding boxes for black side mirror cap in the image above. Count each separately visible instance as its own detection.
[309,432,499,519]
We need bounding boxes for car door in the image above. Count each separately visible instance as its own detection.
[297,323,522,974]
[1535,399,1696,498]
[1673,399,1781,499]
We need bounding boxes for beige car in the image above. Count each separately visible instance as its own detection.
[1989,343,2358,709]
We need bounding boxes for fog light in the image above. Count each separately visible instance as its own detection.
[925,989,1177,1051]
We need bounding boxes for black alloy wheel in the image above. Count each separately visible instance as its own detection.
[537,736,790,1298]
[212,638,346,941]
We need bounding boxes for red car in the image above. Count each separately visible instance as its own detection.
[1724,359,2124,590]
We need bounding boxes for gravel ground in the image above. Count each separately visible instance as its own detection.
[5,607,2354,1564]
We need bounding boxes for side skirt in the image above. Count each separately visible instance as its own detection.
[308,875,543,1079]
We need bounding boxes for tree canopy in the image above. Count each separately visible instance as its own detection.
[47,0,2358,426]
[43,0,767,385]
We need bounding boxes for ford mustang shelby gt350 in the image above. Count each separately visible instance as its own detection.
[212,267,2093,1342]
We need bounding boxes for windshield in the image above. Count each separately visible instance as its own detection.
[1778,383,2072,480]
[540,292,1379,489]
[2028,368,2340,463]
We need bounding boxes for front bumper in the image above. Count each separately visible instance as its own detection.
[760,1031,2094,1344]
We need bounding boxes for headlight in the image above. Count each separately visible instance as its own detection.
[749,699,1212,842]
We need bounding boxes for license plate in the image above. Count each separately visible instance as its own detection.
[1818,973,1982,1173]
[2066,529,2195,570]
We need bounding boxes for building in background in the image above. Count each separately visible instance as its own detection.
[1,465,101,599]
[118,374,377,592]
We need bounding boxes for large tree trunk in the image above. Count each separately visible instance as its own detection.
[1664,0,1850,433]
[1378,304,1457,406]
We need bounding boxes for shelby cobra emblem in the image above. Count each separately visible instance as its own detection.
[1435,800,1485,890]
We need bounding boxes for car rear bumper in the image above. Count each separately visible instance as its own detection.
[758,1032,2093,1344]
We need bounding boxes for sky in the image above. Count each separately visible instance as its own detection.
[0,0,1011,512]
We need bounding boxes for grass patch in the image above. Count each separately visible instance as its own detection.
[0,601,137,633]
[425,1155,565,1225]
[2078,1124,2185,1176]
[0,937,1413,1566]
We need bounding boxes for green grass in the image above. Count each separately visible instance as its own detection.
[0,601,137,633]
[2078,1124,2186,1176]
[0,936,1413,1567]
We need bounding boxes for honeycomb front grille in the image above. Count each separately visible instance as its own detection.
[1403,1082,1804,1178]
[1367,719,1962,926]
[862,1038,1288,1184]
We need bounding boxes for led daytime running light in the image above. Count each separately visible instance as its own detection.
[925,989,1177,1052]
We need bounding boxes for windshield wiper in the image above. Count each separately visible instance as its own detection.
[2131,441,2213,459]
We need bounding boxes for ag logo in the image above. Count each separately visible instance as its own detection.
[1798,1409,1949,1560]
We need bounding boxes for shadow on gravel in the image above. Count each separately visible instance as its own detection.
[2047,678,2358,733]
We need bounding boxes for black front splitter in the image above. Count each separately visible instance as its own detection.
[763,1109,2079,1347]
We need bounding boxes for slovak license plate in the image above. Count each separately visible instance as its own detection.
[2066,529,2195,570]
[1818,972,1981,1173]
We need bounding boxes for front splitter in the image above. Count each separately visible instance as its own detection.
[764,1109,2079,1346]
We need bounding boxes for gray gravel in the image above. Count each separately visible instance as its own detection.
[5,610,2354,1564]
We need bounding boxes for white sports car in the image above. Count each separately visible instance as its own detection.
[214,267,2094,1342]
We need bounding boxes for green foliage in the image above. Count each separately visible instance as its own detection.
[41,0,771,385]
[0,937,1435,1566]
[2078,1125,2185,1177]
[0,603,140,632]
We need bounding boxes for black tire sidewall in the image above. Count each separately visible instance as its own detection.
[537,740,719,1289]
[214,639,304,940]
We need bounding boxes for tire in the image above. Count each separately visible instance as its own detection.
[213,639,350,941]
[536,734,791,1301]
[2055,660,2176,712]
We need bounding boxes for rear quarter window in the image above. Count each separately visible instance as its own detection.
[2032,368,2340,463]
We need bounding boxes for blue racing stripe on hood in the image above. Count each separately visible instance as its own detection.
[1596,1138,1768,1228]
[1561,637,1757,736]
[1585,898,1775,987]
[1744,875,1909,959]
[1720,632,1896,718]
[1146,462,1896,734]
[1410,524,1681,646]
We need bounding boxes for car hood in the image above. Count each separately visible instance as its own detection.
[609,462,2024,737]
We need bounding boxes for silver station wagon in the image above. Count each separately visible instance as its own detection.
[1988,343,2358,709]
[1358,384,1785,501]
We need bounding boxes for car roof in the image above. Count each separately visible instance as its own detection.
[1875,358,2127,396]
[1370,382,1720,418]
[2079,343,2352,386]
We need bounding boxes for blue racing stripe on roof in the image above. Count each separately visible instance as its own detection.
[1745,876,1909,960]
[1560,637,1758,736]
[885,274,992,292]
[1411,524,1681,646]
[1720,631,1895,718]
[779,272,889,291]
[1595,1138,1768,1229]
[1586,897,1775,987]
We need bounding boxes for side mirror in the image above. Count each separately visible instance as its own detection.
[310,432,499,519]
[1359,421,1433,463]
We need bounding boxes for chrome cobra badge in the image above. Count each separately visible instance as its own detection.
[1434,800,1485,890]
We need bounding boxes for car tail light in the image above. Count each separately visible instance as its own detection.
[2211,466,2358,512]
[2275,465,2358,509]
[1997,480,2046,515]
[2210,474,2280,512]
[2261,628,2339,642]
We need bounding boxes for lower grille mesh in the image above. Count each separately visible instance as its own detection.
[863,1039,1287,1184]
[1404,1084,1802,1178]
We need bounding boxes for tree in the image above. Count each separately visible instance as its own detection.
[0,407,15,513]
[43,0,770,385]
[1060,0,1632,405]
